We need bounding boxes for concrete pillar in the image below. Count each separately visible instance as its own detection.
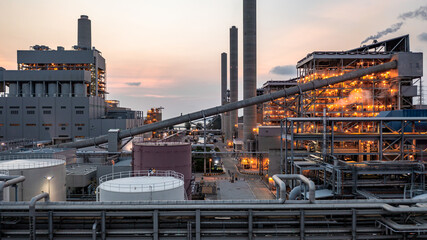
[230,26,238,138]
[243,0,257,150]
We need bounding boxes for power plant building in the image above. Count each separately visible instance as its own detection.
[0,15,143,142]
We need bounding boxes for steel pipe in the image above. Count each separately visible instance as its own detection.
[53,60,396,149]
[273,174,316,203]
[29,192,49,240]
[0,176,25,201]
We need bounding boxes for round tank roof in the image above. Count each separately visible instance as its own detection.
[98,176,184,193]
[0,159,65,170]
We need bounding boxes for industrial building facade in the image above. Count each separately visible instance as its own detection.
[0,16,143,142]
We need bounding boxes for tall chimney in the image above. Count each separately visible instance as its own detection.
[78,15,91,50]
[221,53,229,141]
[243,0,257,150]
[230,26,238,138]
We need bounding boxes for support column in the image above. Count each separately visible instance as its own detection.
[230,26,238,138]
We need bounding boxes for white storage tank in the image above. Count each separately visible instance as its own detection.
[0,155,66,201]
[97,170,185,201]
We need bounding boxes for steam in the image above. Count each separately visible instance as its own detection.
[336,89,373,107]
[360,22,403,45]
[399,6,427,21]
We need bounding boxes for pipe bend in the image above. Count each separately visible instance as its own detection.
[273,174,316,203]
[29,192,50,208]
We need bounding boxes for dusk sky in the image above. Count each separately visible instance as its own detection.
[0,0,426,119]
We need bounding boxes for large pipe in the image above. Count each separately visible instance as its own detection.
[243,0,257,149]
[29,192,50,240]
[56,60,397,149]
[272,174,316,203]
[230,26,238,137]
[0,176,26,201]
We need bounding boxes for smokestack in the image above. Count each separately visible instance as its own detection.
[78,15,91,50]
[221,53,230,140]
[243,0,257,150]
[230,26,238,138]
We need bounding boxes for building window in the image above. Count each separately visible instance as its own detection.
[0,111,2,114]
[77,127,82,131]
[61,106,66,109]
[0,124,3,126]
[45,127,50,130]
[27,110,35,114]
[42,123,52,126]
[10,124,20,126]
[61,127,66,130]
[43,110,51,114]
[42,106,52,109]
[26,106,36,109]
[75,123,85,126]
[75,106,85,109]
[59,123,69,126]
[10,110,19,115]
[9,106,20,109]
[26,123,36,126]
[76,110,84,114]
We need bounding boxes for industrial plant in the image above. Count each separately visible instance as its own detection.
[0,1,427,239]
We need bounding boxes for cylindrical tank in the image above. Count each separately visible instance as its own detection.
[73,83,86,97]
[97,170,184,201]
[78,15,91,50]
[132,142,192,199]
[35,83,43,97]
[61,83,70,97]
[9,83,18,97]
[48,83,57,97]
[22,83,30,97]
[0,156,66,201]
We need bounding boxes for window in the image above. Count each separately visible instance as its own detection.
[76,110,84,114]
[10,110,19,115]
[77,127,82,131]
[9,106,19,109]
[75,123,85,126]
[61,106,66,109]
[75,106,85,109]
[61,127,66,130]
[42,106,52,109]
[58,123,69,126]
[42,123,52,126]
[45,127,50,130]
[0,124,4,126]
[43,110,51,114]
[27,110,35,114]
[26,123,36,126]
[26,106,36,109]
[10,124,20,126]
[0,111,2,114]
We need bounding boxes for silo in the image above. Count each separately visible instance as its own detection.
[0,155,66,201]
[78,15,91,50]
[48,83,57,97]
[35,83,43,97]
[132,142,192,198]
[22,83,30,97]
[97,170,184,201]
[61,83,71,97]
[73,83,86,97]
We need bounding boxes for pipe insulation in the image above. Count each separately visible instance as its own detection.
[56,60,397,149]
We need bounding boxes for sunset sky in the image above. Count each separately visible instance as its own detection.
[0,0,426,119]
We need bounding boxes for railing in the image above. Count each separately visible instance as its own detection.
[99,170,184,192]
[0,154,66,170]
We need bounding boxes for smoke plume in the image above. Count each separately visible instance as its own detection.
[418,32,427,42]
[270,65,296,75]
[399,6,427,21]
[360,22,403,45]
[125,82,141,86]
[336,89,372,107]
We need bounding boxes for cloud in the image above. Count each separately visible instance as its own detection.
[399,6,427,21]
[269,65,296,75]
[360,22,403,45]
[125,82,141,86]
[418,32,427,42]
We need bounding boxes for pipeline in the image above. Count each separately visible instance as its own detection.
[272,174,316,203]
[56,60,398,149]
[0,176,26,201]
[29,192,49,240]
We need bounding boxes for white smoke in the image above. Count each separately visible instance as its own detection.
[360,22,404,45]
[335,89,373,107]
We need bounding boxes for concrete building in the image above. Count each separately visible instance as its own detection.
[0,15,143,142]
